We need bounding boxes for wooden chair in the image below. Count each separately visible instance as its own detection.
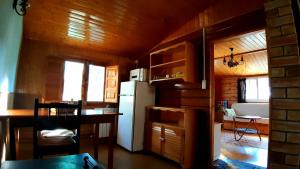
[33,98,82,158]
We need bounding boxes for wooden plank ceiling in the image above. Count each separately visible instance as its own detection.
[214,30,268,76]
[24,0,214,57]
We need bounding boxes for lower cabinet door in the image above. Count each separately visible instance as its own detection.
[150,123,162,154]
[162,125,185,163]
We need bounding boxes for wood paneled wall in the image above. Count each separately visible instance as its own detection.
[15,38,134,106]
[160,0,265,44]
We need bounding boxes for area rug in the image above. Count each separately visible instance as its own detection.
[221,130,268,149]
[211,159,266,169]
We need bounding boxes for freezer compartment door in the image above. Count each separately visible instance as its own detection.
[120,81,136,96]
[117,95,135,151]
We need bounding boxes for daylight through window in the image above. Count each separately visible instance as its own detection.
[246,76,270,102]
[62,61,84,101]
[87,65,105,102]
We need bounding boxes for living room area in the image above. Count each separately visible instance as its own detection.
[213,29,269,168]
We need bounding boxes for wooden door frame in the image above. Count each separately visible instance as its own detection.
[206,8,267,163]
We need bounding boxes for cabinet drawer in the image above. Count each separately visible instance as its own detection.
[162,125,185,163]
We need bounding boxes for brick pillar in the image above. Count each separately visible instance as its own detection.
[265,0,300,168]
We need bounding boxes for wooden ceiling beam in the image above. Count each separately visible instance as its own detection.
[214,48,267,59]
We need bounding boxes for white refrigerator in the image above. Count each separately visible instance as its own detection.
[117,81,155,152]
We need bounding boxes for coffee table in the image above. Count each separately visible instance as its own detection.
[233,115,262,141]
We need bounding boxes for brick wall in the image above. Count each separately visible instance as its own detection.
[265,0,300,168]
[215,77,238,107]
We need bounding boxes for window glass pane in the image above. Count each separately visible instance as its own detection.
[62,61,84,101]
[87,65,105,102]
[246,78,258,101]
[258,77,270,100]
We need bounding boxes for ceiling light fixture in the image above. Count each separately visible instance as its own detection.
[223,48,244,68]
[12,0,30,16]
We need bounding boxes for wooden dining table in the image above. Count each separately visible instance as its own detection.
[0,108,121,169]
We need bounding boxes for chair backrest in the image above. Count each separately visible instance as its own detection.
[33,98,82,131]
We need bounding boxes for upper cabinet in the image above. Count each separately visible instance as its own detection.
[149,41,196,84]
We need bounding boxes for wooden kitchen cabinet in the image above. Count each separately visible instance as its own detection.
[150,122,162,154]
[149,41,196,84]
[149,122,185,163]
[145,106,198,169]
[162,124,185,162]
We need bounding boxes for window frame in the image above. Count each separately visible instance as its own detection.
[86,64,106,103]
[62,59,108,105]
[62,60,85,102]
[245,76,270,103]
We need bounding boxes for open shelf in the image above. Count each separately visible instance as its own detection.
[152,121,182,128]
[149,41,195,84]
[149,106,186,112]
[150,77,184,85]
[150,42,187,55]
[151,59,186,68]
[146,106,185,127]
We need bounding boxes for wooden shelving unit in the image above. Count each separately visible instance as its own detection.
[146,41,200,168]
[150,59,186,68]
[144,106,199,169]
[150,77,184,85]
[149,41,195,84]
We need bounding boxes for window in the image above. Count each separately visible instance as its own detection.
[62,60,118,103]
[62,61,84,101]
[246,76,270,102]
[87,65,105,102]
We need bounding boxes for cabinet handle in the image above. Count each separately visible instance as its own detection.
[160,137,165,142]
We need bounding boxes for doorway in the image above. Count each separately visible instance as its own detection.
[212,29,269,168]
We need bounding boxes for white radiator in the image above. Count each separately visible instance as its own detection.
[99,123,111,138]
[95,108,117,138]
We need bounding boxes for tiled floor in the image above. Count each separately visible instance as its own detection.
[220,130,269,168]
